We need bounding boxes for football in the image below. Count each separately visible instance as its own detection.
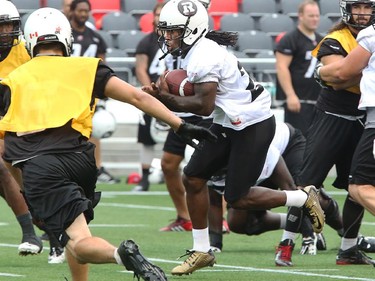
[164,69,195,96]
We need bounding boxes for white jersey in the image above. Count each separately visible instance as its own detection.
[257,122,290,183]
[181,38,273,130]
[357,26,375,110]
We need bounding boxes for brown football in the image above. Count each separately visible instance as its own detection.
[164,69,194,96]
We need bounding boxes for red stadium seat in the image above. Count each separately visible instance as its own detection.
[139,12,154,33]
[90,0,121,29]
[208,0,239,30]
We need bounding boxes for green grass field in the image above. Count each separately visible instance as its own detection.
[0,177,374,281]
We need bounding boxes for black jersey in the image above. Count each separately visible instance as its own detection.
[315,37,362,116]
[135,32,166,83]
[72,27,107,57]
[275,28,323,101]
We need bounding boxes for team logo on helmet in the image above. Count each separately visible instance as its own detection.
[178,0,198,17]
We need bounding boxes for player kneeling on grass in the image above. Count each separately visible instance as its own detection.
[0,7,216,281]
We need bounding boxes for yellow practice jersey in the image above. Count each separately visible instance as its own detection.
[0,41,30,80]
[0,56,100,138]
[312,27,360,95]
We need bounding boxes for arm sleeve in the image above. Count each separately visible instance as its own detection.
[93,61,116,100]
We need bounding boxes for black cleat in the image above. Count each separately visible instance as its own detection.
[358,236,375,253]
[118,240,167,281]
[336,246,375,265]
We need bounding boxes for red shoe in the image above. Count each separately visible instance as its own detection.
[159,216,192,232]
[275,239,295,266]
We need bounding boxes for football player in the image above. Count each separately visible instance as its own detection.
[0,0,43,256]
[0,7,215,281]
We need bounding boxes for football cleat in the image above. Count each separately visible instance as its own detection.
[18,235,43,256]
[171,250,216,275]
[275,239,295,266]
[300,235,317,255]
[302,185,325,233]
[357,236,375,253]
[48,247,65,264]
[316,232,327,251]
[118,240,167,281]
[97,167,121,184]
[159,217,192,232]
[336,246,375,265]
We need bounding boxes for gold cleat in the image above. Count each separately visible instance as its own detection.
[171,250,216,275]
[302,185,325,233]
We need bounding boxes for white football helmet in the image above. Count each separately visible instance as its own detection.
[0,0,22,48]
[340,0,375,29]
[150,118,170,143]
[23,7,73,58]
[91,108,117,139]
[158,0,209,56]
[198,0,211,9]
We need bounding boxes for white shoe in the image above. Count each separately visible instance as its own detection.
[18,241,43,256]
[48,247,65,264]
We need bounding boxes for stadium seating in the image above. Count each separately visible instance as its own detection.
[89,0,121,29]
[317,14,334,36]
[44,0,62,9]
[242,0,278,30]
[258,13,294,41]
[122,0,155,19]
[11,0,40,16]
[236,30,274,57]
[208,0,239,30]
[117,30,146,57]
[220,13,255,32]
[101,12,138,34]
[320,1,341,23]
[139,12,154,33]
[279,0,302,23]
[97,30,115,49]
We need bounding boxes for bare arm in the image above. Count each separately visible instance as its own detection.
[319,44,371,84]
[142,74,217,116]
[320,53,361,91]
[275,52,300,112]
[104,76,182,131]
[135,54,152,85]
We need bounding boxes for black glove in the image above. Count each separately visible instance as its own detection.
[314,62,332,90]
[175,121,217,149]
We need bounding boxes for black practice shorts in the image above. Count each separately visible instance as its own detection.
[137,114,156,145]
[184,116,276,204]
[297,108,364,190]
[19,143,98,247]
[284,103,315,137]
[163,116,212,157]
[349,128,375,186]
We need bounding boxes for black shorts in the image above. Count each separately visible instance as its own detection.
[298,108,364,190]
[349,128,375,186]
[137,114,156,145]
[19,143,98,247]
[284,103,315,136]
[184,116,276,204]
[163,116,212,157]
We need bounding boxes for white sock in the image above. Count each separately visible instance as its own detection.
[114,248,123,265]
[284,190,308,207]
[341,238,357,251]
[281,230,297,242]
[279,213,287,229]
[192,228,210,252]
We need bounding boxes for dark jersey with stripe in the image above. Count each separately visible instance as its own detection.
[315,37,362,116]
[72,27,107,57]
[275,28,323,101]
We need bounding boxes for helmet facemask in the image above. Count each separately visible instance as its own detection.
[340,0,375,30]
[157,0,209,58]
[0,0,22,50]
